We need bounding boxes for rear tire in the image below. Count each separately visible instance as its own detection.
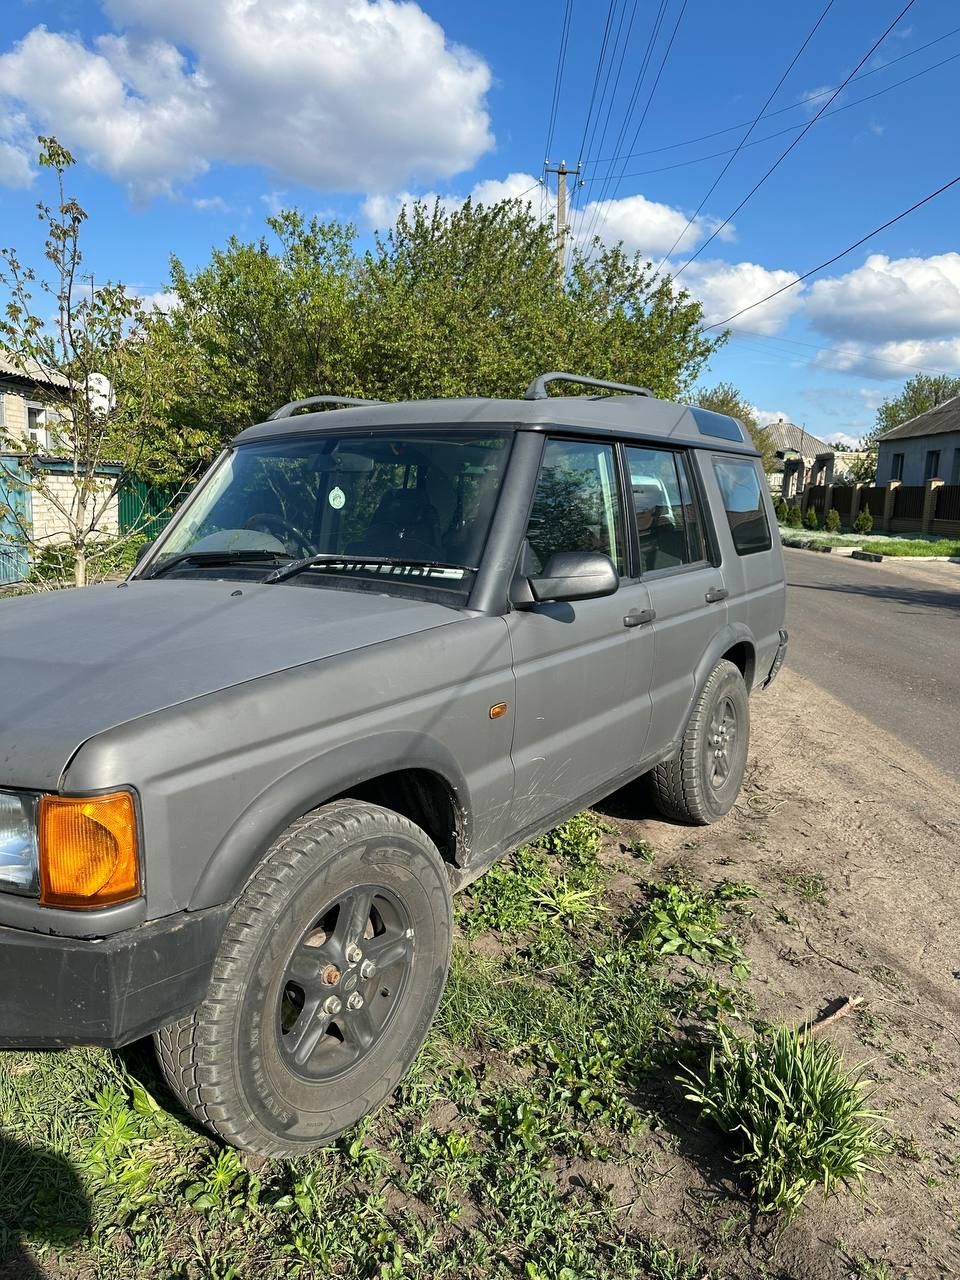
[650,659,749,825]
[155,799,452,1156]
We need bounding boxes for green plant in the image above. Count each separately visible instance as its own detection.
[681,1024,889,1217]
[772,494,788,522]
[786,503,803,528]
[824,507,841,532]
[637,874,757,974]
[854,506,874,534]
[802,505,819,530]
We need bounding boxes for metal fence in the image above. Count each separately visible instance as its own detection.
[892,485,925,520]
[118,478,189,540]
[862,487,886,519]
[935,484,960,521]
[807,484,827,514]
[831,486,853,517]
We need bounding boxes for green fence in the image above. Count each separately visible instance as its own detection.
[118,478,190,539]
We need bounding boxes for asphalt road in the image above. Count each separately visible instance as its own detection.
[783,548,960,778]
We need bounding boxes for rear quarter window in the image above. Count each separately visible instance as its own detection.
[713,456,772,556]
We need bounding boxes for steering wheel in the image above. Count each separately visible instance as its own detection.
[243,513,312,557]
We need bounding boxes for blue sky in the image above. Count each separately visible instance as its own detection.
[1,0,959,443]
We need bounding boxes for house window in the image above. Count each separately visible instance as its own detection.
[890,453,904,481]
[924,449,941,481]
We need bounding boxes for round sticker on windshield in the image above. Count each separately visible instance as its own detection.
[328,486,346,510]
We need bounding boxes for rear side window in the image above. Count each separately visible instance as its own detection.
[625,446,705,574]
[713,456,772,555]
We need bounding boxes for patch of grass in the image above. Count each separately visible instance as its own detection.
[782,872,828,904]
[681,1024,889,1218]
[861,537,960,558]
[635,872,757,974]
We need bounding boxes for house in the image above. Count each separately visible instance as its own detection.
[876,396,960,486]
[0,353,70,451]
[765,420,835,497]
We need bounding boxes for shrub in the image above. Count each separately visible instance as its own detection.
[681,1024,888,1218]
[772,495,788,522]
[786,503,803,528]
[802,505,819,530]
[824,508,841,532]
[854,507,874,534]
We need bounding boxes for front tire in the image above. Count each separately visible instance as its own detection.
[650,659,749,825]
[155,800,453,1156]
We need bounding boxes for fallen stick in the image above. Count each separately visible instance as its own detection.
[804,994,864,1037]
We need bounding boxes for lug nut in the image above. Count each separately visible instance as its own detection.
[323,995,342,1016]
[345,943,363,965]
[347,993,364,1011]
[360,959,376,980]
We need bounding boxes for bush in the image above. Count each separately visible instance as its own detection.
[772,495,788,522]
[802,505,819,530]
[681,1024,888,1218]
[854,507,874,534]
[786,503,803,528]
[824,508,841,532]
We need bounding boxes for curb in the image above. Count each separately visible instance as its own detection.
[852,550,883,563]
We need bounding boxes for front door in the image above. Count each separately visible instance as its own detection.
[506,437,652,835]
[624,444,727,753]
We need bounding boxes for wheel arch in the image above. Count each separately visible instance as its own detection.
[188,732,470,911]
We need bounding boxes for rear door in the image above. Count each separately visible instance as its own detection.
[506,437,653,833]
[623,444,728,754]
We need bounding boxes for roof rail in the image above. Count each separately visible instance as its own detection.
[523,371,654,401]
[268,395,379,420]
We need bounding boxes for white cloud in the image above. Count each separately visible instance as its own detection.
[192,195,230,213]
[573,192,734,258]
[812,336,960,381]
[361,171,541,229]
[0,139,33,188]
[136,290,179,314]
[681,260,803,335]
[748,404,792,428]
[0,0,493,200]
[807,252,960,342]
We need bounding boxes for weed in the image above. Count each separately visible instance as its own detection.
[636,873,756,974]
[681,1024,889,1217]
[782,872,828,904]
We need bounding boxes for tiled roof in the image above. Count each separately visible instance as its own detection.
[765,420,833,457]
[877,394,960,442]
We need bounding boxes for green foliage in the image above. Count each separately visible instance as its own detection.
[681,1024,889,1217]
[802,505,819,530]
[861,537,960,557]
[133,197,725,479]
[786,503,803,528]
[694,380,776,472]
[854,506,874,534]
[637,873,757,974]
[869,372,960,445]
[824,507,841,532]
[772,494,788,522]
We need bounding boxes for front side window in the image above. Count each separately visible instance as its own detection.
[713,456,772,556]
[625,446,705,573]
[145,429,512,597]
[524,439,625,574]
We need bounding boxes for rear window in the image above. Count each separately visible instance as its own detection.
[713,457,772,556]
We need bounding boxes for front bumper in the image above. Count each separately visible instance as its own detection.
[761,628,789,688]
[0,904,230,1049]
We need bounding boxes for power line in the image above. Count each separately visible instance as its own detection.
[670,0,919,283]
[577,49,960,186]
[703,172,960,331]
[653,0,836,274]
[543,0,575,169]
[581,0,688,257]
[574,0,620,170]
[584,22,960,169]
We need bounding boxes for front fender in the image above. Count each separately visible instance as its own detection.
[188,731,470,910]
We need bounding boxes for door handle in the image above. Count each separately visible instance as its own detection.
[623,608,656,628]
[704,587,729,603]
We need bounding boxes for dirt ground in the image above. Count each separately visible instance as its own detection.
[600,665,960,1279]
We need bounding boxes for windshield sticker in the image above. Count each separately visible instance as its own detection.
[328,486,346,510]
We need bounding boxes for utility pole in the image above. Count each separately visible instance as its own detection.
[544,161,579,282]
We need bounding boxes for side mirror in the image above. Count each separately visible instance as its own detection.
[134,540,155,566]
[527,551,619,604]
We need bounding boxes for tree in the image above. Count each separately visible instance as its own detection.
[693,381,776,472]
[0,138,176,587]
[868,372,960,445]
[136,196,726,465]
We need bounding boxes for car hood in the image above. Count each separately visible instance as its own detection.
[0,580,460,789]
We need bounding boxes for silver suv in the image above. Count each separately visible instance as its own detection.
[0,372,787,1155]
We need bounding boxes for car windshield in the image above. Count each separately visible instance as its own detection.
[143,429,513,598]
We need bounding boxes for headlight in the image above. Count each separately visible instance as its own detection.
[0,790,39,896]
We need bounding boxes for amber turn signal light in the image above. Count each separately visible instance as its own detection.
[39,792,140,909]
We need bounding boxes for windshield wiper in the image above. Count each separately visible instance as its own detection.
[264,554,477,585]
[144,550,292,579]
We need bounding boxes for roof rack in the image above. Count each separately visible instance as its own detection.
[523,371,654,401]
[268,395,379,420]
